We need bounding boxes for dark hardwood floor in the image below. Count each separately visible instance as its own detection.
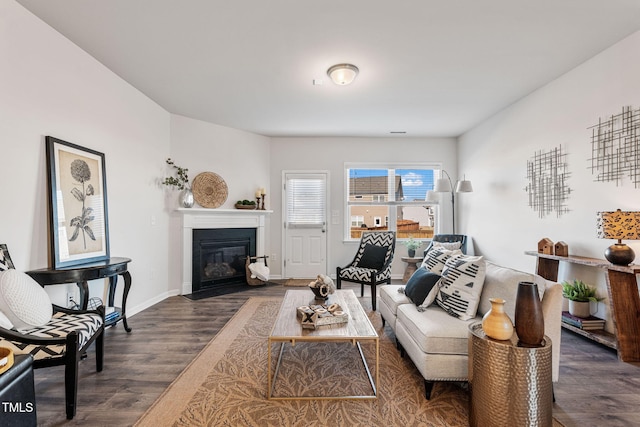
[31,282,640,427]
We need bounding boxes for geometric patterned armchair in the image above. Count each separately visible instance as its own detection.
[336,231,396,311]
[0,244,104,420]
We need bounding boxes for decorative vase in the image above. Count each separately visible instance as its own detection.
[568,300,591,318]
[482,298,514,340]
[515,281,545,347]
[408,249,416,257]
[179,188,194,208]
[310,285,330,301]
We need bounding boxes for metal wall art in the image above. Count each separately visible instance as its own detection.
[525,145,571,218]
[588,106,640,188]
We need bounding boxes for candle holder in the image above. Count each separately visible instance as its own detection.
[256,196,262,208]
[260,194,266,210]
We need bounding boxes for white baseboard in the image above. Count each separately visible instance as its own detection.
[127,288,180,318]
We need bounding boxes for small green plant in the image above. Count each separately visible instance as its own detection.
[402,236,423,251]
[162,158,189,190]
[561,279,604,303]
[236,200,256,206]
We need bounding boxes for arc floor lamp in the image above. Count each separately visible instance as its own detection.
[426,171,473,234]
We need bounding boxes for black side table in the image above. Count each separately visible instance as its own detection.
[27,257,132,332]
[0,354,37,426]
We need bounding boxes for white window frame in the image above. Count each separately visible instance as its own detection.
[344,162,442,241]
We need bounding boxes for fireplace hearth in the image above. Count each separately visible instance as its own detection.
[180,208,271,295]
[192,228,256,293]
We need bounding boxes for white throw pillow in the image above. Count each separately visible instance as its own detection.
[248,261,270,282]
[432,241,462,251]
[421,247,462,274]
[0,269,52,331]
[435,254,486,320]
[0,309,13,330]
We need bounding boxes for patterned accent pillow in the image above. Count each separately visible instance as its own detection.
[435,254,486,320]
[422,247,462,274]
[0,244,14,271]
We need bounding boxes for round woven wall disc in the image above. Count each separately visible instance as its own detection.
[192,172,228,208]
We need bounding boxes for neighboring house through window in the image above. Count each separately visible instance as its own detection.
[346,164,440,240]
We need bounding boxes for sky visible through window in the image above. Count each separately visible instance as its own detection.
[349,168,435,201]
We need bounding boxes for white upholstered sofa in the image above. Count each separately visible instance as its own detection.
[379,259,563,399]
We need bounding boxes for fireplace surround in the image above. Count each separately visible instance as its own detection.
[180,208,271,295]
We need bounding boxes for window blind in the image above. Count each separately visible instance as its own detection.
[286,176,326,228]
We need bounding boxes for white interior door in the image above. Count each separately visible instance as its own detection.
[283,172,328,279]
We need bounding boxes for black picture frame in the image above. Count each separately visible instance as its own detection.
[46,136,110,268]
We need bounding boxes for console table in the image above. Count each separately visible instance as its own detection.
[525,251,640,362]
[26,257,132,332]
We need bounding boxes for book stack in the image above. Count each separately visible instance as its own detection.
[561,311,605,330]
[105,307,119,323]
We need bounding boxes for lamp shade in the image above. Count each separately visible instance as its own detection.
[434,178,451,192]
[327,64,359,85]
[596,209,640,240]
[425,190,439,203]
[456,179,473,193]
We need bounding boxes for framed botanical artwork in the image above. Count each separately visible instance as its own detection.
[46,136,110,268]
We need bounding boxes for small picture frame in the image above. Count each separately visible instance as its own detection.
[46,136,110,268]
[0,244,14,271]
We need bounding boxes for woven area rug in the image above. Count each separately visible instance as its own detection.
[136,297,563,426]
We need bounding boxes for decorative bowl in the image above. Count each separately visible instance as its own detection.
[0,347,14,374]
[235,203,257,210]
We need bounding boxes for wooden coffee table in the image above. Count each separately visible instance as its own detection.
[267,289,379,400]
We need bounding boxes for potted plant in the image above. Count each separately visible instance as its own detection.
[561,279,604,318]
[403,236,423,258]
[162,158,193,207]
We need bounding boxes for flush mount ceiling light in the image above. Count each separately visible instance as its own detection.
[327,63,359,85]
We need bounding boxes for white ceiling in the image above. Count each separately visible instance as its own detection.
[15,0,640,138]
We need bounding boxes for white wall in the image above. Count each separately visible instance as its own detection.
[1,0,171,314]
[459,30,640,331]
[269,137,457,279]
[167,115,271,293]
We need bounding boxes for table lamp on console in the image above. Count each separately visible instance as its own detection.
[597,209,640,266]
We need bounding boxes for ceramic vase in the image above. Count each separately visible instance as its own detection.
[179,188,194,208]
[482,298,514,340]
[408,249,416,257]
[515,281,545,347]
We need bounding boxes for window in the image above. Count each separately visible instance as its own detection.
[346,164,440,240]
[351,215,364,227]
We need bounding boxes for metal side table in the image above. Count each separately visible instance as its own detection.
[468,323,553,427]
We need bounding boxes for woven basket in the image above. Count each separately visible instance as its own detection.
[192,172,228,208]
[245,256,268,286]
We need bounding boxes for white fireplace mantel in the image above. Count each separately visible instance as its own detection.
[179,208,272,295]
